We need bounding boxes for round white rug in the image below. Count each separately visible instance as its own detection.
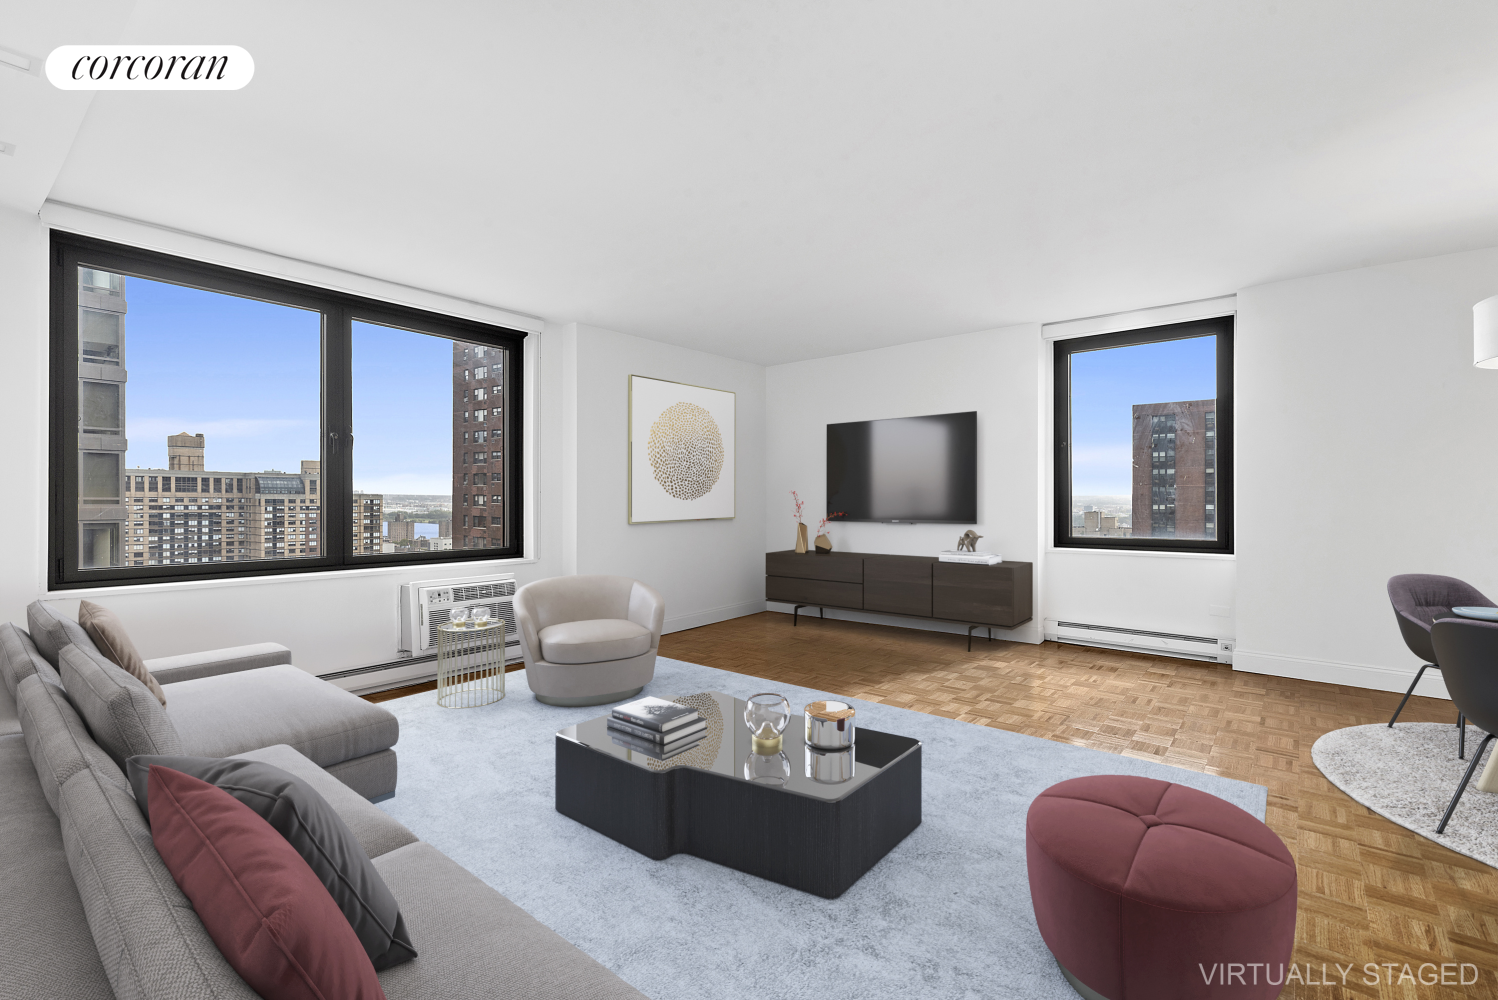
[1312,723,1498,868]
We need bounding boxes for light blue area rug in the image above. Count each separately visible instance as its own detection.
[377,657,1268,1000]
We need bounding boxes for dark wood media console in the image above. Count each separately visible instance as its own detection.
[765,550,1033,649]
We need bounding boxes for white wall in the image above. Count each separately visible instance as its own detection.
[1235,247,1498,697]
[764,324,1046,643]
[0,207,49,632]
[562,323,767,633]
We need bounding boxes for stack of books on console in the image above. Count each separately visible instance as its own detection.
[938,550,1003,565]
[608,696,708,760]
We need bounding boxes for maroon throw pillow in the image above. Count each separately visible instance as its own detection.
[148,765,387,1000]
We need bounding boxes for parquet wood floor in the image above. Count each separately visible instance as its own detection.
[653,613,1498,1000]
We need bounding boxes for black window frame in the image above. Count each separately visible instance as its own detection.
[1053,316,1233,554]
[49,231,527,589]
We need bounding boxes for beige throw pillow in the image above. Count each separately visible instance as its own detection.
[78,600,167,706]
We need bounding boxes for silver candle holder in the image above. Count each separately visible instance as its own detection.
[804,700,855,750]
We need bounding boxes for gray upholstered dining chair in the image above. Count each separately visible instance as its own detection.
[1426,618,1498,833]
[1386,574,1495,758]
[513,575,665,707]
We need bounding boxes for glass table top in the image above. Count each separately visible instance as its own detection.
[557,691,920,802]
[1451,606,1498,621]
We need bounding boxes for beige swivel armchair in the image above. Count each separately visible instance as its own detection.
[513,575,665,706]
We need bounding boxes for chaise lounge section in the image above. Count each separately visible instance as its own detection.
[0,603,647,1000]
[24,600,399,798]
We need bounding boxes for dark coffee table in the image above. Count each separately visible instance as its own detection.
[555,691,921,898]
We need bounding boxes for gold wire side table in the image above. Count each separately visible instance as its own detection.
[436,622,507,708]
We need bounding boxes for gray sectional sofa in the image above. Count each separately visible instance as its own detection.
[0,601,646,1000]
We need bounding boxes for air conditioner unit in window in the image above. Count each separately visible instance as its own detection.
[398,574,522,661]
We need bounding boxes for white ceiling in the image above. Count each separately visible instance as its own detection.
[8,1,1498,364]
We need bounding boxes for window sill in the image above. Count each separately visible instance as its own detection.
[1046,547,1235,561]
[43,554,540,601]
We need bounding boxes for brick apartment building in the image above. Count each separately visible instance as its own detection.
[1130,399,1217,539]
[453,343,505,550]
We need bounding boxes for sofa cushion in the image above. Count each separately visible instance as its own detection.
[27,600,96,667]
[1,622,58,696]
[79,600,167,706]
[17,672,130,815]
[148,642,293,685]
[56,762,262,1000]
[233,745,416,859]
[128,755,417,970]
[373,842,649,1000]
[147,766,388,1000]
[0,735,115,1000]
[165,665,397,768]
[540,619,652,664]
[327,748,400,802]
[0,678,17,738]
[59,643,183,767]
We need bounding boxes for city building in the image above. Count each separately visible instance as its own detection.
[453,343,505,550]
[123,439,382,565]
[76,268,129,569]
[1130,400,1216,540]
[1075,509,1130,538]
[386,518,415,543]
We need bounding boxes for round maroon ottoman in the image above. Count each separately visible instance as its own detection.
[1026,775,1296,1000]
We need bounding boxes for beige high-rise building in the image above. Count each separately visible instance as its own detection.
[123,436,382,566]
[167,433,205,471]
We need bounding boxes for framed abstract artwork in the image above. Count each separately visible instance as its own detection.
[628,375,735,523]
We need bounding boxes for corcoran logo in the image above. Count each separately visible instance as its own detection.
[45,46,253,90]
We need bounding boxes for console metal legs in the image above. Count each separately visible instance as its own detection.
[1436,732,1496,834]
[965,625,993,652]
[792,605,824,627]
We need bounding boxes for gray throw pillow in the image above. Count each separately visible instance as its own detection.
[59,643,182,766]
[126,755,418,971]
[26,601,95,667]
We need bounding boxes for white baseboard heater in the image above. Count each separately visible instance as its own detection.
[1045,620,1233,664]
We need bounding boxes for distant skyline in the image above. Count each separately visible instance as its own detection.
[118,275,457,494]
[1068,336,1216,495]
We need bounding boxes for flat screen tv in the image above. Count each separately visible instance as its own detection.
[826,411,977,523]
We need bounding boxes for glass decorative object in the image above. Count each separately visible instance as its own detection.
[744,750,791,786]
[471,605,491,627]
[449,607,469,628]
[744,693,791,755]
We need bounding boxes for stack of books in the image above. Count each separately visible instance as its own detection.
[608,696,707,759]
[938,550,1003,565]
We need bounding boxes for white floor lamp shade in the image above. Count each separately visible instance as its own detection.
[1476,295,1498,368]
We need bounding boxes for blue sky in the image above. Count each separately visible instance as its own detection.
[351,320,454,494]
[1068,336,1216,496]
[120,276,455,494]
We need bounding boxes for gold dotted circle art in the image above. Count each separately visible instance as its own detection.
[647,402,724,500]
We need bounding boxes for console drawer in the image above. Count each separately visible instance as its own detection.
[765,576,863,609]
[932,562,1028,626]
[863,556,932,617]
[765,551,863,583]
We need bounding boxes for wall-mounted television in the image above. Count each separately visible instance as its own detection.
[827,411,977,523]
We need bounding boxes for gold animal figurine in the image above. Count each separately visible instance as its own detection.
[957,530,983,552]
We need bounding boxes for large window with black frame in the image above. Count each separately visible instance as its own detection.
[50,232,525,589]
[1053,316,1232,553]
